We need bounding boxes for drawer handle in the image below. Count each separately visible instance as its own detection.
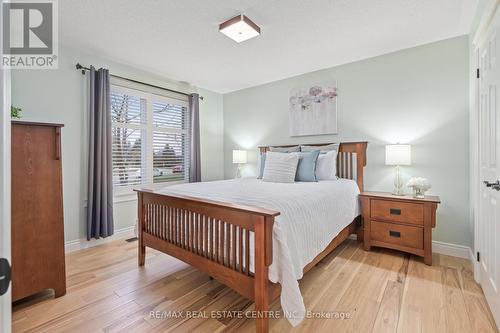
[390,208,401,215]
[389,230,401,238]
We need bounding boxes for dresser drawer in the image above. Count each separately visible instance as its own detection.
[370,220,423,250]
[371,199,423,225]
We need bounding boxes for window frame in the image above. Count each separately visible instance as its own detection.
[110,80,190,196]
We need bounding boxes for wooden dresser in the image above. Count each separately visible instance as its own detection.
[11,121,66,301]
[359,191,440,265]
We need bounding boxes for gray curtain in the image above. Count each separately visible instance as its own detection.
[87,66,114,240]
[189,93,201,182]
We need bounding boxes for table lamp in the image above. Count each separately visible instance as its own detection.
[385,144,411,195]
[232,150,247,178]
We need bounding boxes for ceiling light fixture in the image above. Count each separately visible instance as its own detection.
[219,15,261,43]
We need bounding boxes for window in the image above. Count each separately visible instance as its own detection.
[111,81,190,192]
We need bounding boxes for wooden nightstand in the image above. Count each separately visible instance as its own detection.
[359,191,440,265]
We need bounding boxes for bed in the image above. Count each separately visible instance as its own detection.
[135,141,367,332]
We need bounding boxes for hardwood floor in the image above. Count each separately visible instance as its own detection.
[12,238,498,333]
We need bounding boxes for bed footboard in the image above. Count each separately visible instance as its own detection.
[136,189,280,333]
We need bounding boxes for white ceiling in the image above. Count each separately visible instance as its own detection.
[60,0,477,93]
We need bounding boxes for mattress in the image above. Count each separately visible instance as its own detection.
[158,177,360,326]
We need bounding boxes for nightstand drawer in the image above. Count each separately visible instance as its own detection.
[370,220,423,249]
[371,199,423,225]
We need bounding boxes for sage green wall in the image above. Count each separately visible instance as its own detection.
[199,88,225,181]
[11,45,224,242]
[223,36,471,247]
[11,36,471,247]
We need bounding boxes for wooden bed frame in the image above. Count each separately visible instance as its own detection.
[135,141,367,332]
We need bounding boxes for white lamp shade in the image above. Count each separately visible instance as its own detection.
[232,150,247,164]
[385,144,411,166]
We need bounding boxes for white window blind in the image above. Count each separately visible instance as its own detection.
[152,101,190,184]
[110,82,190,191]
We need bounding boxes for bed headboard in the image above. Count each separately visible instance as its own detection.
[258,142,368,191]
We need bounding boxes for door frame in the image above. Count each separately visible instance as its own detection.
[0,69,12,333]
[472,44,481,284]
[0,4,12,331]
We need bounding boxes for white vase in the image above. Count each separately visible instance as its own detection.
[412,186,426,199]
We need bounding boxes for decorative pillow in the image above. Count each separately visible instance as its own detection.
[301,143,340,154]
[262,152,300,183]
[257,153,266,179]
[316,150,338,180]
[269,146,300,153]
[294,150,320,182]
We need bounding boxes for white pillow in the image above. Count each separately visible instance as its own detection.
[316,150,338,180]
[262,152,299,183]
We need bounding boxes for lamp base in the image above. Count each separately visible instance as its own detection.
[392,190,405,196]
[235,164,242,178]
[392,165,405,196]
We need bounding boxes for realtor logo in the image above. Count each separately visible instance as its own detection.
[2,0,58,69]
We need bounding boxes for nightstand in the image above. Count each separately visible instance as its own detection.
[359,191,440,265]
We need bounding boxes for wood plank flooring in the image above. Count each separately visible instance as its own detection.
[12,239,498,333]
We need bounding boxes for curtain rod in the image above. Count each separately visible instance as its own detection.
[75,63,203,100]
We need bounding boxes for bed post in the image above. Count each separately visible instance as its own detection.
[137,191,146,266]
[255,215,274,333]
[354,142,367,242]
[354,142,367,192]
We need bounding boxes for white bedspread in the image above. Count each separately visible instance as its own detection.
[158,177,360,326]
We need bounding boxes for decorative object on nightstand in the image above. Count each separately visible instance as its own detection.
[232,149,247,178]
[385,144,411,195]
[359,191,440,265]
[407,177,431,198]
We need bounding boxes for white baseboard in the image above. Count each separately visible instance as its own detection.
[348,234,472,260]
[65,229,474,262]
[470,247,480,283]
[432,240,471,259]
[469,247,476,263]
[65,226,137,253]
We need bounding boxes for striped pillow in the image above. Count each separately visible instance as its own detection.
[301,143,340,154]
[262,152,299,183]
[269,146,300,153]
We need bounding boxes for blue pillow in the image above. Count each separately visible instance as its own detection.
[258,153,266,179]
[295,150,320,182]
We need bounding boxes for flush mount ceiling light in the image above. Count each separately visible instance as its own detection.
[219,15,261,43]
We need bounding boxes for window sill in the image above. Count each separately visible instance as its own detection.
[113,191,137,203]
[83,193,137,208]
[112,181,186,203]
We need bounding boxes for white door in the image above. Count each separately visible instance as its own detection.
[478,12,500,328]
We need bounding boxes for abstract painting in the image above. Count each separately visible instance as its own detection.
[289,82,338,136]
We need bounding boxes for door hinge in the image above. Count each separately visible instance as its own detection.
[0,258,11,296]
[477,251,480,262]
[477,68,480,79]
